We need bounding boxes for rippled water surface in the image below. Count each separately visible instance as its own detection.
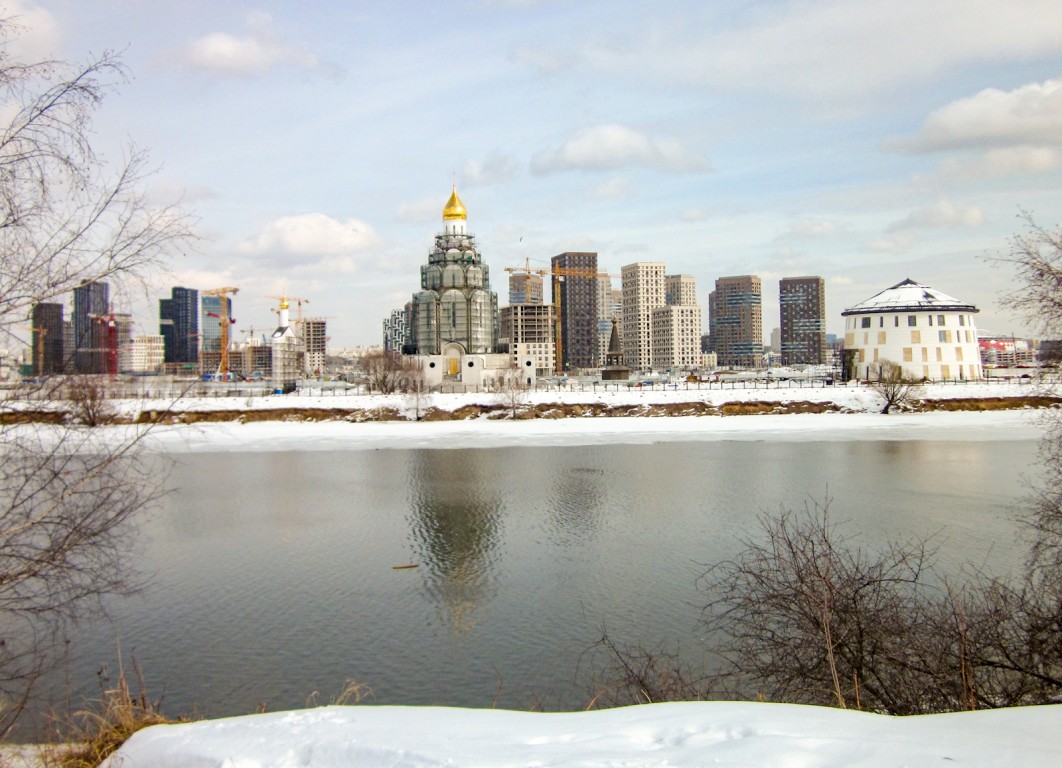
[54,438,1038,721]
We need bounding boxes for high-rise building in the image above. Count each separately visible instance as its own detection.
[129,335,165,373]
[621,262,665,371]
[200,293,232,374]
[551,252,599,371]
[114,313,134,373]
[651,305,702,368]
[410,186,500,356]
[508,271,544,305]
[709,275,763,368]
[160,286,199,367]
[303,318,327,375]
[30,302,64,375]
[73,280,109,374]
[666,274,697,307]
[500,303,556,375]
[384,304,411,353]
[779,276,826,366]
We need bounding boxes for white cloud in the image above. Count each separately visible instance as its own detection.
[236,213,379,267]
[3,1,60,60]
[939,145,1062,178]
[901,79,1062,152]
[523,2,1062,102]
[886,200,986,232]
[829,276,854,285]
[461,153,519,186]
[171,12,319,77]
[531,124,708,174]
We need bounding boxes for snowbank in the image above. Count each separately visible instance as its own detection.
[140,409,1043,453]
[105,701,1062,768]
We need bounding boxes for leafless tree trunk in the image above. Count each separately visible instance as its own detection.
[869,360,920,414]
[495,364,529,419]
[0,22,193,737]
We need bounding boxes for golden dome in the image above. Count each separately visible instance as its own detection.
[279,296,289,310]
[442,185,467,221]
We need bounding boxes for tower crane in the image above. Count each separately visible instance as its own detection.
[267,295,310,329]
[85,307,119,377]
[504,258,549,277]
[203,287,239,379]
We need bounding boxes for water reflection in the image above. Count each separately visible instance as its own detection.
[406,449,503,634]
[547,466,607,546]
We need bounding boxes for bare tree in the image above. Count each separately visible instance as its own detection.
[400,358,430,419]
[997,212,1062,337]
[65,375,118,426]
[359,350,422,395]
[868,360,920,414]
[698,501,954,714]
[494,363,530,419]
[0,23,192,736]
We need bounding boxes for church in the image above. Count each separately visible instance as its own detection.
[410,185,500,361]
[410,186,534,388]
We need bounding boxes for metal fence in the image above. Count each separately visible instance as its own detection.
[2,371,1054,402]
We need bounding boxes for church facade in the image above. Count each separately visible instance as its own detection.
[410,186,500,362]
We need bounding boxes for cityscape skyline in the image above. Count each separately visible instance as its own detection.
[12,1,1062,346]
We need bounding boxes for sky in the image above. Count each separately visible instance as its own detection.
[8,0,1062,348]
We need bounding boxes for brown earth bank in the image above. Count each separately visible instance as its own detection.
[3,395,1059,426]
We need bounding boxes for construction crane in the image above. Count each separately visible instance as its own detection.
[203,287,239,379]
[267,295,310,329]
[85,308,119,377]
[504,258,549,277]
[549,266,620,373]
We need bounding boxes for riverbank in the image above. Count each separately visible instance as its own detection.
[3,379,1058,425]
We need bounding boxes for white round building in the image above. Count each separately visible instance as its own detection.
[842,278,982,381]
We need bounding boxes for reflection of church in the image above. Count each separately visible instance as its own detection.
[409,186,536,388]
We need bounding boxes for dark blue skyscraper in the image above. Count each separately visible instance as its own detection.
[31,302,65,374]
[73,280,109,374]
[160,286,199,367]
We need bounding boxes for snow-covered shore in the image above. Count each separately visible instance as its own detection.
[105,701,1062,768]
[84,378,1047,453]
[143,408,1043,453]
[123,378,1041,416]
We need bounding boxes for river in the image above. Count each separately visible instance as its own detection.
[46,430,1041,724]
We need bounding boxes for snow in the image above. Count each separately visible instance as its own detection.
[142,409,1042,453]
[105,701,1062,767]
[123,379,1036,417]
[119,378,1050,452]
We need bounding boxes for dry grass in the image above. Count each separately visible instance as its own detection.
[43,664,186,768]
